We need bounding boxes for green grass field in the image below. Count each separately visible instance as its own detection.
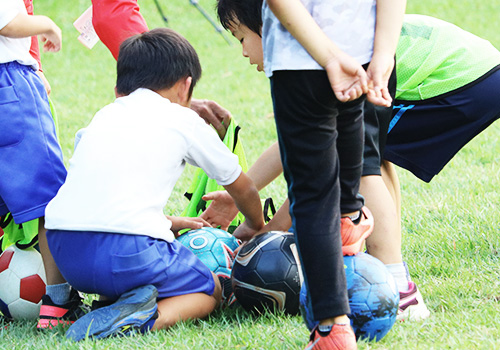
[1,0,499,348]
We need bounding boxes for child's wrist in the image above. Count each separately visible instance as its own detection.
[246,218,265,232]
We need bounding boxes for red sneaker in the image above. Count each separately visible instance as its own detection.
[37,289,88,329]
[341,207,374,256]
[306,324,357,350]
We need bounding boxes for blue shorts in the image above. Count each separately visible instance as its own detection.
[385,67,500,182]
[0,62,66,223]
[46,230,215,300]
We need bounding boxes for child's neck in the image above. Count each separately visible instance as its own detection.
[154,82,190,107]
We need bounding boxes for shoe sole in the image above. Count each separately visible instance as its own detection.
[342,207,374,256]
[37,319,74,330]
[66,285,158,341]
[397,302,431,322]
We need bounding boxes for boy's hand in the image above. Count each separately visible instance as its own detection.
[232,221,259,242]
[200,191,239,231]
[167,215,211,237]
[40,20,62,52]
[366,53,394,107]
[325,52,368,103]
[191,99,232,140]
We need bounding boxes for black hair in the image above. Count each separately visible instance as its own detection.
[116,28,202,96]
[217,0,263,36]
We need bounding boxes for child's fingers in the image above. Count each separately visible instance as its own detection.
[334,90,349,103]
[335,82,365,102]
[191,100,232,140]
[367,89,391,107]
[43,40,61,53]
[194,216,212,228]
[359,72,369,94]
[202,193,215,201]
[380,87,392,105]
[202,191,225,202]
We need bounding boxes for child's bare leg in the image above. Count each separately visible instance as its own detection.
[360,174,402,264]
[152,272,221,330]
[381,160,401,221]
[37,217,66,285]
[37,218,88,329]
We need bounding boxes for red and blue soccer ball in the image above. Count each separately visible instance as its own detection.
[177,227,240,278]
[231,231,302,315]
[0,245,47,320]
[300,252,399,342]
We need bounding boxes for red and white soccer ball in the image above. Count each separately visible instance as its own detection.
[0,246,47,320]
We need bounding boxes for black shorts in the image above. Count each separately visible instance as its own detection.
[362,68,396,176]
[384,66,500,182]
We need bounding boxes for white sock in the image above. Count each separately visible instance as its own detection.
[385,263,410,293]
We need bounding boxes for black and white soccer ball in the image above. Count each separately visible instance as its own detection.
[231,231,302,315]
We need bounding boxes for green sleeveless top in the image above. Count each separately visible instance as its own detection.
[396,14,500,101]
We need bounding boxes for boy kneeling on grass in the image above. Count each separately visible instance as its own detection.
[43,27,264,341]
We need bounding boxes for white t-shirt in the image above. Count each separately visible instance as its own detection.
[262,0,376,77]
[45,89,242,242]
[0,0,38,69]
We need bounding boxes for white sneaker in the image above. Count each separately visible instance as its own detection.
[397,281,430,322]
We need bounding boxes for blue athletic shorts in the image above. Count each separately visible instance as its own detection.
[0,62,66,223]
[46,230,216,300]
[385,66,500,182]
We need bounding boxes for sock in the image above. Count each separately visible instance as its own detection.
[45,283,71,305]
[385,263,410,293]
[345,210,362,224]
[318,324,333,336]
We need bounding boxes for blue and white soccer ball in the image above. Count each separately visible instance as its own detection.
[177,227,240,278]
[300,252,399,342]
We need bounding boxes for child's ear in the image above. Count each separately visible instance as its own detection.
[114,86,126,98]
[178,76,193,106]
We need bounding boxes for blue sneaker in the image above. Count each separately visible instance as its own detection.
[66,285,158,341]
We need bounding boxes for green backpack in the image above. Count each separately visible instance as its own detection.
[181,119,248,233]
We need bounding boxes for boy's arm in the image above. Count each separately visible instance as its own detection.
[259,198,291,233]
[0,13,61,52]
[247,141,282,190]
[223,172,265,241]
[266,0,368,102]
[366,0,406,107]
[201,142,283,229]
